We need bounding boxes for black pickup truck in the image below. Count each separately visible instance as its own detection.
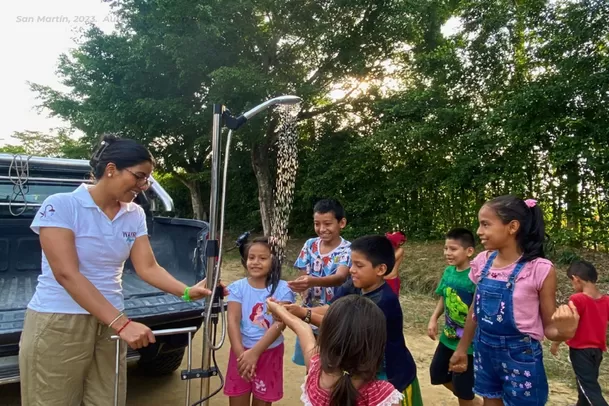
[0,153,209,385]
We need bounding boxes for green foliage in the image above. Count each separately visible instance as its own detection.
[0,129,90,159]
[23,0,609,251]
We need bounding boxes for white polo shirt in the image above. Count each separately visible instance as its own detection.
[28,184,148,314]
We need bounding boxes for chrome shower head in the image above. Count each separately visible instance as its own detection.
[242,95,302,120]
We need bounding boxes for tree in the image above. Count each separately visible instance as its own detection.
[0,129,90,159]
[31,0,418,232]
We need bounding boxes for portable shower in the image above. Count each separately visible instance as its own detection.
[196,95,301,405]
[109,96,301,406]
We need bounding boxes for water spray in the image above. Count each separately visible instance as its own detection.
[187,95,301,406]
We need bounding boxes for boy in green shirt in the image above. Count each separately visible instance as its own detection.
[428,228,479,406]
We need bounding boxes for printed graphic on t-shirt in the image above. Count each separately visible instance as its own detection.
[443,287,472,339]
[249,303,271,330]
[39,204,56,218]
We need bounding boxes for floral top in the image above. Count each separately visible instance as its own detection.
[301,354,403,406]
[294,237,351,308]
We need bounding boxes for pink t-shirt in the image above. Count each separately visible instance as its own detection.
[469,251,554,341]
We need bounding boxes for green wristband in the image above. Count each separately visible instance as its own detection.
[182,286,192,302]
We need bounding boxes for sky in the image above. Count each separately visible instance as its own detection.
[0,0,117,146]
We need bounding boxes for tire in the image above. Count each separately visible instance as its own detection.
[136,347,185,376]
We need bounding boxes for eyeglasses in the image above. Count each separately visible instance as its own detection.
[125,169,153,187]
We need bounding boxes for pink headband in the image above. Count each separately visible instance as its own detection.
[524,199,537,208]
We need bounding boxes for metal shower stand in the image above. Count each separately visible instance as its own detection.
[111,96,300,406]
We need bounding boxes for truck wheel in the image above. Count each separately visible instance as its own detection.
[137,347,185,375]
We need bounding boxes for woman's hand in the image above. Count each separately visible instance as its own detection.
[117,321,156,350]
[237,349,260,381]
[449,349,468,373]
[188,279,229,301]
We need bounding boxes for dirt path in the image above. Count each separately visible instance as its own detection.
[0,263,580,405]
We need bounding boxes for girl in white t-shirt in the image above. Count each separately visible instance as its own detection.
[224,236,295,405]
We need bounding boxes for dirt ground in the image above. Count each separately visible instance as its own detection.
[0,264,580,405]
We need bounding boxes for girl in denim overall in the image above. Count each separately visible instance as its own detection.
[448,196,579,406]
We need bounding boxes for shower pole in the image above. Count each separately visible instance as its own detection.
[192,96,301,406]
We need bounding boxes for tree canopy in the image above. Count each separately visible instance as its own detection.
[27,0,609,249]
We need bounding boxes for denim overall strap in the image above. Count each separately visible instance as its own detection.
[475,254,526,335]
[480,251,498,279]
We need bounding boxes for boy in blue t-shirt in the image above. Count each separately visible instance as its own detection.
[287,198,351,366]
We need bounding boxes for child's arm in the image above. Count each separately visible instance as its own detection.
[550,341,561,356]
[284,303,327,327]
[238,320,286,378]
[227,301,246,359]
[385,247,404,280]
[267,299,317,369]
[427,297,444,340]
[289,265,349,292]
[541,269,579,341]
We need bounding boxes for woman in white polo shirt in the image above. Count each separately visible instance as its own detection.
[19,134,215,406]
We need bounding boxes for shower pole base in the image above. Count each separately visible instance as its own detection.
[181,367,219,380]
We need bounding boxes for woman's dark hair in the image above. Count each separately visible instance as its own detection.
[486,195,546,261]
[239,236,281,297]
[317,295,387,406]
[89,133,155,180]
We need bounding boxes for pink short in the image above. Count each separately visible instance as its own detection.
[224,343,284,402]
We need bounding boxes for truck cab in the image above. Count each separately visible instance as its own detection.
[0,153,209,384]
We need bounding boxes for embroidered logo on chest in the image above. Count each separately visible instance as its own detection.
[122,231,137,243]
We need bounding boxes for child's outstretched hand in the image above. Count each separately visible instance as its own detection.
[552,301,580,339]
[550,341,561,357]
[427,319,438,340]
[288,275,311,293]
[266,298,287,321]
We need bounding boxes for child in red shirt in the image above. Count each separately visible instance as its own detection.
[551,260,609,406]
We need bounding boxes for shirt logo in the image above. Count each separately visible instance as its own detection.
[39,204,56,218]
[122,231,137,243]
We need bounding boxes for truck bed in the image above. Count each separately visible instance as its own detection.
[0,216,208,349]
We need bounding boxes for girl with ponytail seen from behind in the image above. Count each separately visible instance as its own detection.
[267,295,403,406]
[449,196,580,406]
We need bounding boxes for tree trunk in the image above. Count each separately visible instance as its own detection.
[251,142,274,235]
[188,180,207,221]
[174,173,207,220]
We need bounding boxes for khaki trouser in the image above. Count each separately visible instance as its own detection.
[19,309,127,406]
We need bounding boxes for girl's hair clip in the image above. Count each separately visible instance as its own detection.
[524,199,537,208]
[90,140,110,167]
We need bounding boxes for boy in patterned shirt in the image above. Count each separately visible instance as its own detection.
[287,198,351,366]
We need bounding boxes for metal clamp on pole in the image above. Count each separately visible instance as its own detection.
[110,326,198,406]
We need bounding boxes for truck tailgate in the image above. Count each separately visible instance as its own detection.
[0,270,204,346]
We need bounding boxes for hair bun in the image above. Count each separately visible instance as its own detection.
[101,133,119,144]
